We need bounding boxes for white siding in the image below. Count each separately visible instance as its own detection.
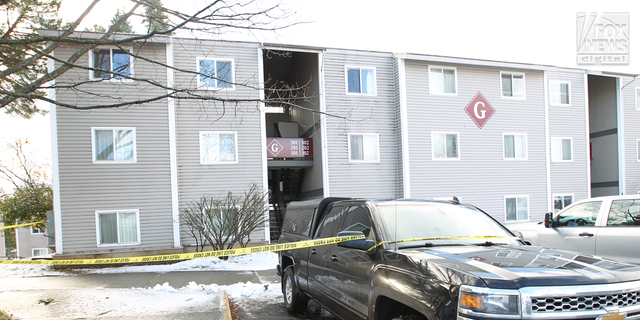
[622,76,640,194]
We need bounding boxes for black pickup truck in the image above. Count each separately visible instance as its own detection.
[276,198,640,320]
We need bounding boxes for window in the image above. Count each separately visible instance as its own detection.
[204,207,238,236]
[503,133,527,159]
[200,131,237,164]
[429,66,457,94]
[549,81,571,105]
[607,199,640,226]
[91,48,132,80]
[501,72,525,98]
[505,196,528,222]
[31,225,44,234]
[553,194,574,213]
[636,87,640,110]
[32,248,48,257]
[341,205,375,242]
[432,132,459,159]
[349,133,379,162]
[346,67,375,94]
[551,137,572,162]
[197,58,233,89]
[637,140,640,161]
[96,210,140,245]
[556,201,601,227]
[92,128,136,163]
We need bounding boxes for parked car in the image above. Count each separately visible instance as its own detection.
[277,198,640,320]
[508,194,640,265]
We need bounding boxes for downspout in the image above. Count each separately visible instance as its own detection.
[584,73,592,198]
[543,71,552,212]
[319,50,330,197]
[48,55,63,254]
[167,37,181,248]
[396,57,411,198]
[257,45,270,243]
[617,76,625,195]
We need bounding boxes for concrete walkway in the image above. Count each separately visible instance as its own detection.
[0,270,279,319]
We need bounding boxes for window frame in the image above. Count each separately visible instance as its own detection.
[345,66,377,95]
[553,194,574,213]
[348,133,380,163]
[95,209,141,247]
[431,131,460,160]
[196,57,235,90]
[428,66,458,95]
[549,80,571,106]
[551,137,573,162]
[502,133,528,160]
[32,248,49,257]
[500,72,526,99]
[637,139,640,162]
[91,127,137,164]
[89,47,134,82]
[199,131,238,164]
[504,195,530,222]
[636,87,640,110]
[31,225,44,234]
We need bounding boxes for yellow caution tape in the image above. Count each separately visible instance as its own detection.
[367,236,520,252]
[0,234,365,266]
[0,221,45,230]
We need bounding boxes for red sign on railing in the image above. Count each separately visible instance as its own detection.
[267,138,313,158]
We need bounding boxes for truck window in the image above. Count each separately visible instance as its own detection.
[556,201,601,227]
[341,205,374,240]
[316,206,347,238]
[607,199,640,226]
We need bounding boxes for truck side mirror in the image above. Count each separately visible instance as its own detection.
[337,231,375,251]
[544,212,555,228]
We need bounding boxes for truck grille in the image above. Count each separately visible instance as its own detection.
[532,290,640,313]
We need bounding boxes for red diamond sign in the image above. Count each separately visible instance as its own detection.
[464,92,495,129]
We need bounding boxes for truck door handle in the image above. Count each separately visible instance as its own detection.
[310,249,317,255]
[330,255,338,262]
[579,232,594,237]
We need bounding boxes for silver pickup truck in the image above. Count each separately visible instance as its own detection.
[509,194,640,265]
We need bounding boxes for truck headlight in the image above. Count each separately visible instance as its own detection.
[460,287,519,315]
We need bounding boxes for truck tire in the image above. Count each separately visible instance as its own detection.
[283,267,308,314]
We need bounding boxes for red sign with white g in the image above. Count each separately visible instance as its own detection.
[464,92,496,129]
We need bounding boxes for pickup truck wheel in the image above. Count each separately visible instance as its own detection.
[283,267,308,314]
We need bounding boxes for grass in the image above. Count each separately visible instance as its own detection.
[0,310,18,320]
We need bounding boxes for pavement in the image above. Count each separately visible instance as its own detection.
[0,270,279,320]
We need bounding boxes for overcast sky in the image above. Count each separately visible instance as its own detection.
[1,0,638,192]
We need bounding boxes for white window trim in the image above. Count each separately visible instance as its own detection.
[32,248,48,257]
[31,225,44,234]
[91,127,137,164]
[502,133,528,160]
[88,47,135,82]
[199,131,239,164]
[499,72,526,99]
[552,193,574,213]
[196,57,235,90]
[428,65,458,95]
[504,195,530,223]
[551,137,574,162]
[636,87,640,110]
[344,66,377,96]
[95,209,141,247]
[347,132,380,163]
[431,131,460,160]
[636,139,640,162]
[549,80,572,106]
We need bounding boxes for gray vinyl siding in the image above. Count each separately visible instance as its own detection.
[171,39,267,246]
[54,42,174,254]
[323,49,400,198]
[547,70,589,202]
[16,228,49,258]
[622,76,640,194]
[403,60,548,223]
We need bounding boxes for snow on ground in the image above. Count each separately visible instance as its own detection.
[0,252,283,318]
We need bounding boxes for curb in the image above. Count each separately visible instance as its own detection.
[221,290,233,320]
